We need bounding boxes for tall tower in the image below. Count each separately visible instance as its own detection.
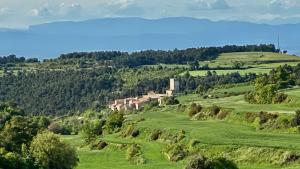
[170,78,179,92]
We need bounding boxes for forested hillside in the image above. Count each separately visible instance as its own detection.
[0,44,285,115]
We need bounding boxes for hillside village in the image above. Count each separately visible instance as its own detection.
[108,78,180,111]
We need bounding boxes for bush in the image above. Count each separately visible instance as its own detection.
[165,97,180,105]
[126,144,146,165]
[164,144,187,162]
[210,105,221,116]
[258,111,278,125]
[149,130,161,141]
[48,122,70,135]
[105,112,124,133]
[211,157,238,169]
[292,110,300,127]
[29,131,78,169]
[188,103,202,118]
[185,155,238,169]
[189,139,200,148]
[122,125,140,138]
[90,140,108,150]
[185,155,211,169]
[272,93,288,103]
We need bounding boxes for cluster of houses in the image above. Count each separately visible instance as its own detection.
[108,78,180,111]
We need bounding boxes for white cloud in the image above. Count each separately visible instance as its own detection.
[0,0,300,28]
[0,8,11,16]
[269,0,298,9]
[189,0,231,10]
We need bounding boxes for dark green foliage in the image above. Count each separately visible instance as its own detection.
[0,68,120,115]
[246,64,300,104]
[0,116,40,152]
[149,130,161,141]
[209,105,221,116]
[90,140,108,150]
[58,45,276,68]
[48,122,71,135]
[126,144,146,165]
[185,155,211,169]
[211,158,238,169]
[0,148,30,169]
[104,112,124,133]
[0,55,38,65]
[258,111,278,125]
[122,125,140,138]
[0,102,24,128]
[292,110,300,127]
[164,97,180,105]
[82,119,104,143]
[272,92,288,103]
[164,144,187,162]
[29,131,78,169]
[188,103,202,117]
[185,155,238,169]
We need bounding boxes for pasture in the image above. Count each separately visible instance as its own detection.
[187,52,300,76]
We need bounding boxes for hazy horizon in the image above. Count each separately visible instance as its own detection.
[1,0,300,29]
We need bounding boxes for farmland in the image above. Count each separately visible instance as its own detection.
[186,52,300,76]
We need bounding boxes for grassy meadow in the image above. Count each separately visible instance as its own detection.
[187,52,300,76]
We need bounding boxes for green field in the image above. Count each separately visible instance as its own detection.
[186,52,300,76]
[62,86,300,169]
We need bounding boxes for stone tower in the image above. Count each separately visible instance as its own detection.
[169,78,179,92]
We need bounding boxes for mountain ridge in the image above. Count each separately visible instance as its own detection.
[0,17,299,59]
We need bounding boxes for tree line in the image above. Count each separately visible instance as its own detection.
[56,44,276,67]
[0,55,39,65]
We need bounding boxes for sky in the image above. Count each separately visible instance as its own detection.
[1,0,300,28]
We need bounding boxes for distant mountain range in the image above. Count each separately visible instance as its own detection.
[0,17,299,59]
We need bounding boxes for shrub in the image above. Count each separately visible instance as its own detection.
[90,140,108,150]
[211,157,238,169]
[188,103,202,118]
[216,110,228,120]
[185,155,238,169]
[272,92,288,103]
[126,144,146,165]
[189,139,200,148]
[292,110,300,127]
[245,112,258,123]
[105,112,124,133]
[185,155,211,169]
[48,122,70,135]
[29,131,78,169]
[149,130,161,141]
[210,105,221,116]
[122,125,140,138]
[165,97,180,105]
[164,144,187,162]
[131,129,140,137]
[259,111,278,125]
[177,129,186,142]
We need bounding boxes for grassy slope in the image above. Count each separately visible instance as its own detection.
[179,87,300,114]
[188,52,300,76]
[62,87,300,169]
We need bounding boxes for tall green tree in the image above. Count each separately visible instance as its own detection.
[29,131,78,169]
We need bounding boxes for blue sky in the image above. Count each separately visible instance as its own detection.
[1,0,300,28]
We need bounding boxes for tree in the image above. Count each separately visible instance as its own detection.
[29,131,78,169]
[0,116,39,152]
